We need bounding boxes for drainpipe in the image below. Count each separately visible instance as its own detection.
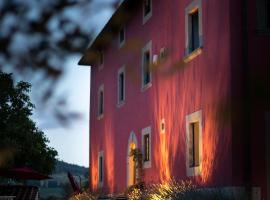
[242,0,252,199]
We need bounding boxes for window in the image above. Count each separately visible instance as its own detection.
[143,51,150,85]
[97,84,104,118]
[143,0,152,24]
[257,0,270,32]
[186,110,202,176]
[142,41,152,90]
[98,51,104,70]
[143,134,150,161]
[142,126,151,168]
[190,10,199,52]
[117,66,125,105]
[189,122,200,167]
[98,151,104,187]
[185,0,203,56]
[119,27,125,47]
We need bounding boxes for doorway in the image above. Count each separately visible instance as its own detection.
[127,132,138,187]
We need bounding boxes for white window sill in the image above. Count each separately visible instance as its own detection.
[141,82,152,92]
[183,47,202,63]
[143,160,151,169]
[98,182,104,188]
[97,114,104,120]
[119,41,125,49]
[143,13,152,25]
[117,101,125,108]
[98,64,104,71]
[187,165,202,177]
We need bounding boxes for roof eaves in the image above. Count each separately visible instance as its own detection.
[78,0,141,66]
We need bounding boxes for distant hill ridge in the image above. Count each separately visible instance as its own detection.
[53,160,88,176]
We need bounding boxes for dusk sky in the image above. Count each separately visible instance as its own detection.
[32,1,117,167]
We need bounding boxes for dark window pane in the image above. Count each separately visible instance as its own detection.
[194,122,200,166]
[189,123,195,167]
[99,156,103,182]
[144,134,150,161]
[190,10,199,51]
[144,0,151,16]
[143,51,150,85]
[119,72,124,101]
[119,28,125,44]
[99,91,103,114]
[189,122,200,167]
[100,52,103,65]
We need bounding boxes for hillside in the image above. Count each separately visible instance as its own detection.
[38,160,89,199]
[53,160,88,176]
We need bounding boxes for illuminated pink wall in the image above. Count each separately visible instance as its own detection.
[88,0,270,198]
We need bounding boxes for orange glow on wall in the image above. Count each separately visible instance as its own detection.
[90,150,98,190]
[200,115,217,184]
[155,132,171,182]
[90,115,115,193]
[151,60,231,185]
[104,117,115,193]
[152,74,184,183]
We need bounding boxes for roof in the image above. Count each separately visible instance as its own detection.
[78,0,142,66]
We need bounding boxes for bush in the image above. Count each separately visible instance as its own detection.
[127,180,246,200]
[69,191,96,200]
[69,180,247,200]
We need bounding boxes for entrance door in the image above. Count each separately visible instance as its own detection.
[127,132,137,187]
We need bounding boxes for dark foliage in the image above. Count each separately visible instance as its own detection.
[0,0,94,76]
[0,0,117,121]
[53,160,88,176]
[0,71,57,174]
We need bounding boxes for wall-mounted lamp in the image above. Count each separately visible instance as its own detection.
[153,54,158,65]
[160,118,165,134]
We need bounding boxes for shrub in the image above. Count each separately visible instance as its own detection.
[126,180,246,200]
[68,192,96,200]
[127,180,195,200]
[69,180,247,200]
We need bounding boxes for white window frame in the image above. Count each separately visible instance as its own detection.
[117,66,125,106]
[98,51,104,71]
[141,40,152,91]
[186,110,203,177]
[98,151,104,187]
[97,84,104,119]
[185,0,203,56]
[141,126,151,169]
[119,26,125,48]
[142,0,152,24]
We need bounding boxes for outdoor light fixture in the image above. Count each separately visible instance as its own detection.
[159,47,167,61]
[160,118,165,134]
[153,54,158,65]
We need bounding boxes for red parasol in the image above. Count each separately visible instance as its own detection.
[0,167,52,180]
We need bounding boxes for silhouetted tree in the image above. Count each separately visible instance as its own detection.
[0,71,57,174]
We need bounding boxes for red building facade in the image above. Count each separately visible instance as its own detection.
[79,0,270,199]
